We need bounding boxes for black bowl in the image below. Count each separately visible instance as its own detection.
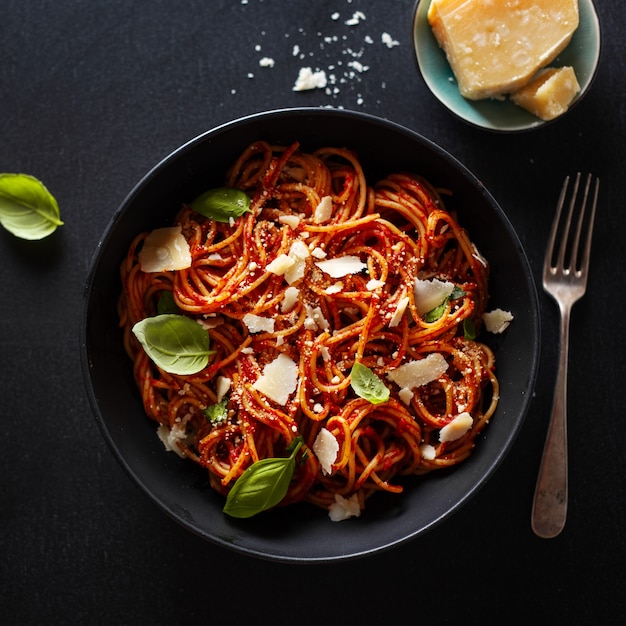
[81,108,540,562]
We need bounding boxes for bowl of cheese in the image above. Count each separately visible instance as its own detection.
[412,0,601,131]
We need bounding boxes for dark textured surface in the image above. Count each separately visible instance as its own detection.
[1,1,623,623]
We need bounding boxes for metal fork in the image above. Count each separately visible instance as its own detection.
[531,173,600,539]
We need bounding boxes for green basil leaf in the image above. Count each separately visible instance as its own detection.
[223,437,303,518]
[350,362,390,404]
[424,285,466,322]
[0,173,63,240]
[156,291,179,315]
[463,318,476,341]
[190,187,252,223]
[132,314,212,375]
[203,398,228,424]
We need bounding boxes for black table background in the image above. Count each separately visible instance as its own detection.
[1,1,624,624]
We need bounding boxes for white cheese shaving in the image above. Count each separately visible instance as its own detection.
[311,246,327,259]
[252,353,298,405]
[313,428,339,475]
[398,387,414,405]
[329,493,361,522]
[366,278,385,290]
[324,282,343,295]
[138,226,192,273]
[482,308,514,334]
[242,313,275,334]
[314,195,333,223]
[315,255,367,278]
[281,286,300,313]
[284,240,310,284]
[304,304,329,331]
[266,253,295,275]
[156,419,190,459]
[414,278,455,316]
[386,353,448,389]
[216,376,231,403]
[420,443,436,461]
[279,214,301,228]
[389,295,409,327]
[439,412,473,443]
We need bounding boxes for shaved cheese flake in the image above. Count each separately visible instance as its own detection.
[313,428,339,475]
[311,246,327,259]
[284,240,310,284]
[398,387,414,405]
[216,376,231,402]
[315,255,367,278]
[420,443,436,461]
[138,226,192,273]
[329,493,361,522]
[366,278,385,291]
[439,412,473,443]
[414,278,455,316]
[389,295,409,327]
[279,214,301,228]
[266,253,296,275]
[243,313,275,334]
[324,282,343,295]
[304,304,329,331]
[483,308,514,334]
[314,195,333,223]
[252,353,298,405]
[387,353,448,389]
[156,416,191,458]
[281,286,300,312]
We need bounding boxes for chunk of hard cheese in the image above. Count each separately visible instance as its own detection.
[138,226,192,272]
[511,66,580,120]
[428,0,580,100]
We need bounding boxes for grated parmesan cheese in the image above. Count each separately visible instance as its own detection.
[420,443,437,460]
[292,67,328,91]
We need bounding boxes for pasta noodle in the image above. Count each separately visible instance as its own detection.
[118,141,500,517]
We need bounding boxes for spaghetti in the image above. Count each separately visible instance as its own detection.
[118,141,500,518]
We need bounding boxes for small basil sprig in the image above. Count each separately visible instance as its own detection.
[190,187,252,223]
[203,398,228,424]
[132,313,213,375]
[350,362,390,404]
[223,437,304,518]
[0,173,63,240]
[424,285,466,323]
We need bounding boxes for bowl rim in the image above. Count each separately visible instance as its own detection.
[411,0,602,133]
[81,107,541,562]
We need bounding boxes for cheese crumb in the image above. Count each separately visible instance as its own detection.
[482,308,514,333]
[328,493,361,522]
[293,67,328,91]
[420,443,437,460]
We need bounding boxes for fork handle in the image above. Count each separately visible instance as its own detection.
[531,305,570,538]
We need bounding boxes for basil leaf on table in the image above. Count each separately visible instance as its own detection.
[190,187,252,223]
[350,362,390,404]
[132,314,212,375]
[223,437,304,518]
[0,173,63,240]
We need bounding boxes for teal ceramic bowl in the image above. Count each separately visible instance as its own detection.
[413,0,601,132]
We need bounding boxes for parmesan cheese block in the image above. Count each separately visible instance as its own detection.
[511,66,580,120]
[138,226,192,272]
[427,0,580,100]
